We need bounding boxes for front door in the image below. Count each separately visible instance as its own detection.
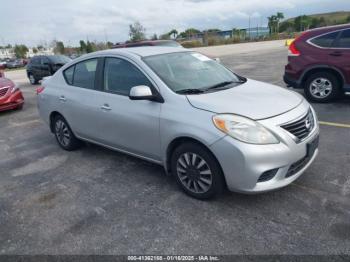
[94,57,161,161]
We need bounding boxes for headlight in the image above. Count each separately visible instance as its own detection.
[213,114,279,144]
[11,85,19,93]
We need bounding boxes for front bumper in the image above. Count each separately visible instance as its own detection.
[209,100,319,194]
[0,90,24,112]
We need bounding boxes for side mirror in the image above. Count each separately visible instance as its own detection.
[129,85,164,103]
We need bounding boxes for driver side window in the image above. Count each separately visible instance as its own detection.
[103,57,152,96]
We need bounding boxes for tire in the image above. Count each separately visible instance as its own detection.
[28,73,38,85]
[170,142,225,200]
[53,115,81,151]
[304,72,341,103]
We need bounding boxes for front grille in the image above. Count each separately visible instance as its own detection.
[0,87,9,97]
[281,109,315,142]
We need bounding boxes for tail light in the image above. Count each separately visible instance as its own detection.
[288,31,310,57]
[288,41,301,56]
[36,86,45,95]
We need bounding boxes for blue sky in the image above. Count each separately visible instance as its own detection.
[0,0,349,46]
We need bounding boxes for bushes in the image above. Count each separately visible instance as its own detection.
[180,40,203,48]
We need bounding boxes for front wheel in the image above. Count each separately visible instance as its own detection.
[171,142,225,199]
[304,72,341,103]
[53,115,81,151]
[28,73,38,85]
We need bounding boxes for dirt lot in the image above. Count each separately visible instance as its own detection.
[0,41,349,255]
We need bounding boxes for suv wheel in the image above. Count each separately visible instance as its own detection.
[304,72,341,103]
[53,115,81,151]
[28,73,38,85]
[171,142,225,199]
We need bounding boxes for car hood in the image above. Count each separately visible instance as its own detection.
[186,79,303,120]
[0,77,14,88]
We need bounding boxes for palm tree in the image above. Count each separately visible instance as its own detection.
[268,15,277,34]
[168,29,178,39]
[276,12,285,33]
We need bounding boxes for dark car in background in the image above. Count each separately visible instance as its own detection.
[26,55,71,84]
[6,59,24,69]
[284,24,350,103]
[112,40,182,49]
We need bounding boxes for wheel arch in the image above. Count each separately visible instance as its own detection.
[165,136,227,187]
[49,111,63,133]
[301,66,345,89]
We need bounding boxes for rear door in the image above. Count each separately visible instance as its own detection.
[58,58,105,140]
[332,29,350,87]
[40,56,52,78]
[308,31,340,65]
[29,56,42,77]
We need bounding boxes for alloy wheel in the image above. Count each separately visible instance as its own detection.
[55,119,70,147]
[176,152,213,194]
[29,74,35,84]
[309,77,333,99]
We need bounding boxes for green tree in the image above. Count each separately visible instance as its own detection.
[168,29,178,39]
[14,45,29,58]
[86,41,95,53]
[129,21,146,42]
[268,15,277,34]
[55,41,65,54]
[79,40,87,53]
[159,33,170,40]
[33,47,38,54]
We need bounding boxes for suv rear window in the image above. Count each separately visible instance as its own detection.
[310,31,339,48]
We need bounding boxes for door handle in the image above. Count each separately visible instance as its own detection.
[100,104,111,111]
[59,96,67,102]
[329,52,342,57]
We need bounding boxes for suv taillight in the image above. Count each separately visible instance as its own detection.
[288,41,300,56]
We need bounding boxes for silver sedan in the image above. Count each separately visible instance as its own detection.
[37,47,319,199]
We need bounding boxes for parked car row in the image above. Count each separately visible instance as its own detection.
[0,58,27,69]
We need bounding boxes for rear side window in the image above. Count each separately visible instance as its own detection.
[310,31,339,48]
[63,66,74,85]
[72,59,98,89]
[103,58,152,95]
[30,57,40,65]
[335,29,350,48]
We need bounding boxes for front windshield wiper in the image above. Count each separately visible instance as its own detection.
[204,80,244,92]
[176,88,204,94]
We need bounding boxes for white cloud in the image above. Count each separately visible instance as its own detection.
[0,0,348,46]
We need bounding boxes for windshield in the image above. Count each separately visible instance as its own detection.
[143,52,241,93]
[49,55,71,64]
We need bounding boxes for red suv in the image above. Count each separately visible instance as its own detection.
[284,24,350,102]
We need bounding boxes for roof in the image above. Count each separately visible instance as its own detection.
[94,46,190,58]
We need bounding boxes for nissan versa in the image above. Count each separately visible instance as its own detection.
[37,47,320,199]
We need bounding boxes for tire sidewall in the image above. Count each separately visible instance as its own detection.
[304,72,340,103]
[53,116,79,151]
[171,142,225,199]
[29,73,37,85]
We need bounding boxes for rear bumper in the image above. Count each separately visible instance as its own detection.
[0,90,24,112]
[283,73,301,89]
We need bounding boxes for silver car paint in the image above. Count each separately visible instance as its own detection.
[38,47,319,193]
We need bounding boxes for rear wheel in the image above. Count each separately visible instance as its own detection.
[171,142,225,199]
[28,73,38,85]
[53,115,81,151]
[304,72,341,103]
